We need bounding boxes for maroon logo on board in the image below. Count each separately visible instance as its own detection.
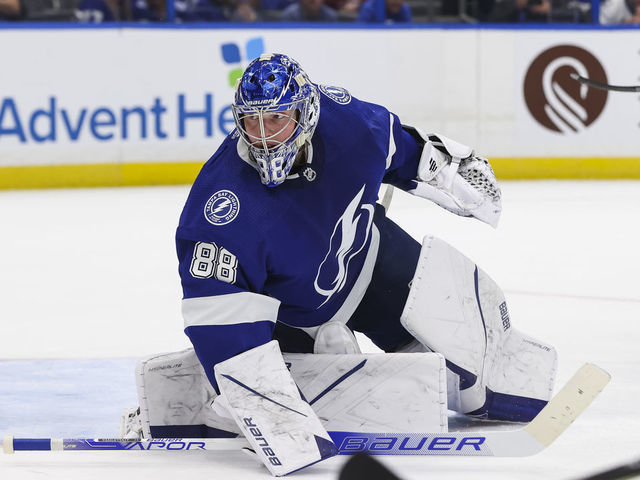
[524,45,608,134]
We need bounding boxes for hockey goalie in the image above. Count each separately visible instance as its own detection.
[121,54,557,476]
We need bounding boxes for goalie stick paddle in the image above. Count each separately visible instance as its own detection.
[570,73,640,93]
[1,363,610,457]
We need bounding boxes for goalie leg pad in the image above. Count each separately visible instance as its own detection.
[286,351,447,433]
[133,348,449,440]
[400,236,557,422]
[394,339,461,413]
[214,341,337,476]
[135,348,239,439]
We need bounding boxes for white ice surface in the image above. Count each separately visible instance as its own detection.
[1,182,639,479]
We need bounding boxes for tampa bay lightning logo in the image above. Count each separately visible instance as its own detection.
[204,190,240,226]
[319,85,352,105]
[314,185,374,307]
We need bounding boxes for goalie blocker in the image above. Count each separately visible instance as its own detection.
[213,341,336,476]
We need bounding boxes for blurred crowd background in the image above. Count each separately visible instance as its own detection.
[1,0,639,25]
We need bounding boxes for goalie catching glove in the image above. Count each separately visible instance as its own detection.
[213,340,338,476]
[405,128,502,228]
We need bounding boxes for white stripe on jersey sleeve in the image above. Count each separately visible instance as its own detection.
[385,113,397,170]
[182,292,281,328]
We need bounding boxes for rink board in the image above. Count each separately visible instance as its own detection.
[0,26,639,187]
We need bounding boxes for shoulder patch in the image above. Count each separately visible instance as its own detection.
[204,190,240,226]
[318,85,352,105]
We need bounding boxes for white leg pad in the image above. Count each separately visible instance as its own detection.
[395,339,461,412]
[401,236,557,421]
[134,347,449,438]
[287,350,447,433]
[135,348,239,439]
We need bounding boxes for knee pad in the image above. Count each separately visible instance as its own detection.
[313,321,361,354]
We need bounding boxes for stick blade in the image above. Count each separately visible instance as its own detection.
[339,453,403,480]
[525,363,610,448]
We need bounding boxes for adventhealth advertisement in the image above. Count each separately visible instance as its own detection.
[0,31,267,167]
[0,28,638,174]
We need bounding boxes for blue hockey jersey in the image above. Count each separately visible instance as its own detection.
[176,86,422,389]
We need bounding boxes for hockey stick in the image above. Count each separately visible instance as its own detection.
[2,363,610,457]
[570,73,640,93]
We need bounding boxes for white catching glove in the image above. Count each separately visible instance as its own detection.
[410,131,502,228]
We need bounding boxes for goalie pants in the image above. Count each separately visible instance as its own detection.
[274,204,420,353]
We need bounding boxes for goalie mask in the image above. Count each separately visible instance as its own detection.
[232,53,320,187]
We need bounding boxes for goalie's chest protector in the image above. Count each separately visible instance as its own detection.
[183,95,391,329]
